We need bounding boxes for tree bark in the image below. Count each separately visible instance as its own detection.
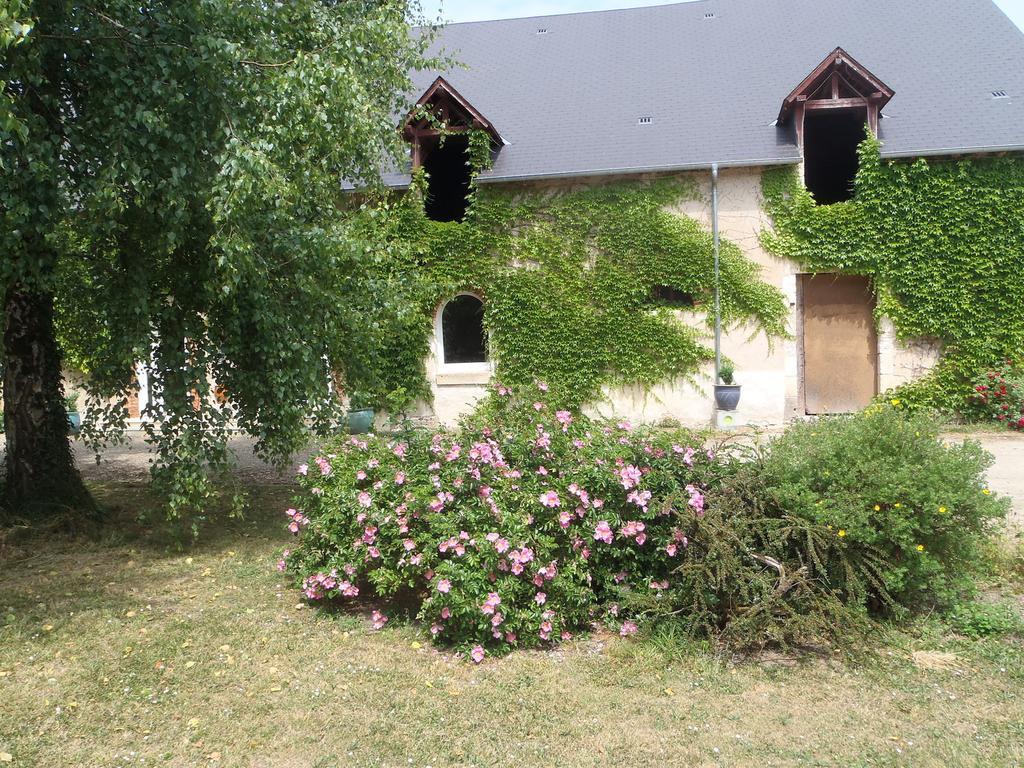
[2,284,95,522]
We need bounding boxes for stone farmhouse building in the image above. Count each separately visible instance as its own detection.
[382,0,1024,427]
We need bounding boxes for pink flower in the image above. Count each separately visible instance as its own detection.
[627,489,652,509]
[356,470,367,481]
[441,606,451,619]
[358,491,372,508]
[594,521,613,544]
[315,456,332,476]
[437,578,451,593]
[393,443,407,459]
[686,484,705,514]
[536,380,549,392]
[535,592,547,605]
[394,471,406,485]
[371,610,388,630]
[481,592,501,615]
[276,558,287,572]
[403,539,416,551]
[555,410,572,429]
[666,543,678,557]
[495,538,510,554]
[558,510,573,528]
[618,465,642,490]
[470,645,485,663]
[533,401,545,411]
[297,463,309,476]
[619,620,639,637]
[539,490,561,508]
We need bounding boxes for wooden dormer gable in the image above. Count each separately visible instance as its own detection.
[779,47,895,148]
[403,77,503,168]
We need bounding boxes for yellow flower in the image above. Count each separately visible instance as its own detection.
[982,489,992,496]
[894,503,902,509]
[890,399,902,407]
[916,544,925,552]
[939,506,948,514]
[873,504,881,511]
[838,529,847,538]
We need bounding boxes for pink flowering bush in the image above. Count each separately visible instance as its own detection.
[282,387,1006,653]
[281,383,725,654]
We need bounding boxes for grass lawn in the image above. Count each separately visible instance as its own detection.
[1,484,1023,767]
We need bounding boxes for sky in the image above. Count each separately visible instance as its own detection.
[422,0,1024,33]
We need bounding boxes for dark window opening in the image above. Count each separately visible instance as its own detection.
[650,285,696,308]
[441,295,487,364]
[803,109,866,205]
[422,134,472,222]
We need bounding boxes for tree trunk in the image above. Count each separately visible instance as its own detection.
[2,284,95,522]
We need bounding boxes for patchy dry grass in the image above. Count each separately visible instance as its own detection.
[1,485,1023,768]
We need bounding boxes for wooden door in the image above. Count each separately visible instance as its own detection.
[802,274,878,414]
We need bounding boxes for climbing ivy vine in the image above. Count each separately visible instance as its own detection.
[347,151,789,410]
[761,137,1024,412]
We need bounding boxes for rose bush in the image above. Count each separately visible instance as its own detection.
[282,383,726,658]
[964,360,1024,429]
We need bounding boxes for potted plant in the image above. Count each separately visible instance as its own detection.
[713,361,742,411]
[347,391,376,435]
[65,392,82,434]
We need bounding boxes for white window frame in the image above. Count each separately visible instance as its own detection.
[433,292,493,383]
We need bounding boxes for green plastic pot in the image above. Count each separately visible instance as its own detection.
[67,411,82,434]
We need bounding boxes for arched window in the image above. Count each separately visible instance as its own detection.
[439,294,487,365]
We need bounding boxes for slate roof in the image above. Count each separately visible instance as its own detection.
[386,0,1024,186]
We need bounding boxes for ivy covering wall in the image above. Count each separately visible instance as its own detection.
[762,138,1024,411]
[348,154,788,410]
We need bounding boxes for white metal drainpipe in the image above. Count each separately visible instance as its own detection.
[712,162,722,387]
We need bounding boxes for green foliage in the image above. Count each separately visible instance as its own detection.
[944,600,1024,639]
[740,406,1008,607]
[718,359,735,385]
[1,1,438,519]
[350,169,788,409]
[761,138,1024,413]
[63,392,79,413]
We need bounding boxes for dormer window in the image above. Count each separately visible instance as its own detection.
[403,77,503,222]
[779,48,894,204]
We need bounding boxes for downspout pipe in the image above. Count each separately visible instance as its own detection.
[711,162,722,387]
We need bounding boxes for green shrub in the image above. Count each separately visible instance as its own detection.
[743,406,1008,607]
[944,601,1024,639]
[281,398,1007,656]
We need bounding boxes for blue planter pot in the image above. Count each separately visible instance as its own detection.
[348,408,375,435]
[67,412,82,434]
[714,385,742,412]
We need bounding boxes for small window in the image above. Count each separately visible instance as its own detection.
[422,134,472,222]
[441,294,487,364]
[803,110,866,205]
[650,285,696,308]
